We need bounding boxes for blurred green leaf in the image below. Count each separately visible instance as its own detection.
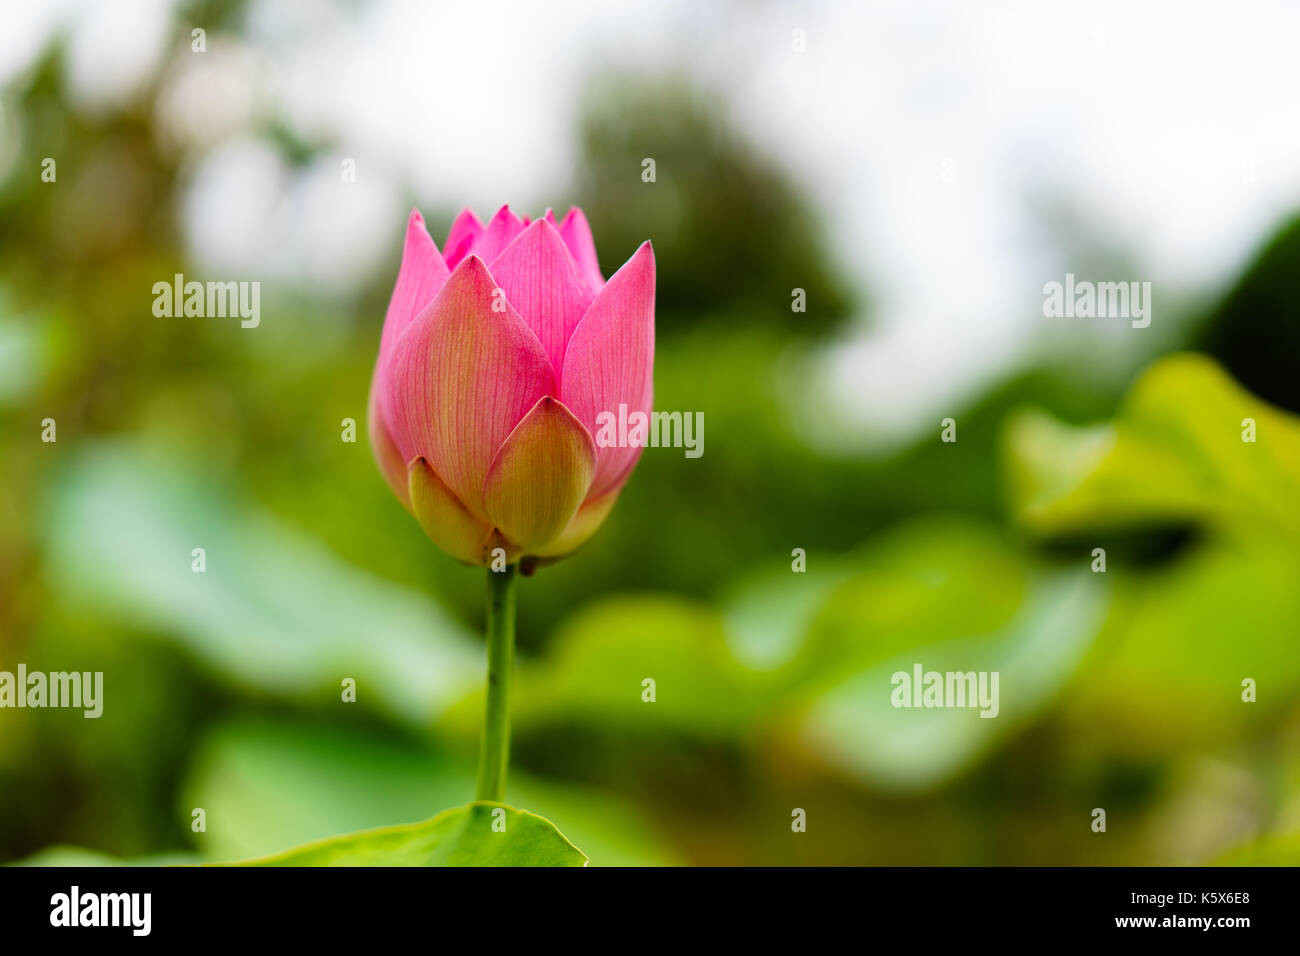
[1006,353,1300,539]
[230,802,586,867]
[184,719,677,866]
[12,846,198,867]
[0,307,49,405]
[722,555,855,671]
[504,595,765,737]
[489,519,1108,798]
[1001,354,1300,756]
[789,519,1030,692]
[791,568,1106,792]
[1216,831,1300,866]
[42,440,483,726]
[1067,538,1300,752]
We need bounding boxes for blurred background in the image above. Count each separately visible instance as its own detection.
[2,0,1300,865]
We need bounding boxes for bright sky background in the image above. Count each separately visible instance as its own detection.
[4,0,1300,448]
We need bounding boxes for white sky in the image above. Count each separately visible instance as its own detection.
[4,0,1299,448]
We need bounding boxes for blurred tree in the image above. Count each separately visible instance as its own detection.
[572,75,856,334]
[1197,214,1300,414]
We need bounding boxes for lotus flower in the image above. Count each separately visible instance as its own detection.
[368,205,654,567]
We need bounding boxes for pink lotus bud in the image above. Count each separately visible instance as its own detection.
[368,205,654,566]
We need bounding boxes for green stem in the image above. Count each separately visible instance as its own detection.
[475,564,517,802]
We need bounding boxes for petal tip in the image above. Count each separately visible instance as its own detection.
[456,252,489,275]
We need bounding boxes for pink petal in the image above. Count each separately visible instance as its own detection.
[386,255,555,522]
[558,207,605,292]
[375,210,450,421]
[368,372,411,510]
[489,219,594,384]
[560,241,655,497]
[482,396,596,550]
[443,207,484,270]
[470,204,527,263]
